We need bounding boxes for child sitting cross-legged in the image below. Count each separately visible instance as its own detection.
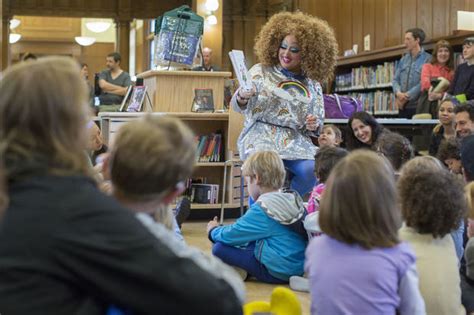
[105,115,246,308]
[306,150,426,315]
[207,150,307,284]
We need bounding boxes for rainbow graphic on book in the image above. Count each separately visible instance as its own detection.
[277,81,310,98]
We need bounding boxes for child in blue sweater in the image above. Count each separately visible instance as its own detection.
[207,150,307,284]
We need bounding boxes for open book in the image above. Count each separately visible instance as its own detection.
[228,50,252,91]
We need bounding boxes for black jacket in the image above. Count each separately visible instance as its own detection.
[0,175,241,315]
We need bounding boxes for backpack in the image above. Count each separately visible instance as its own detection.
[323,94,363,119]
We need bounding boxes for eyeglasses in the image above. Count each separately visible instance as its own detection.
[280,43,301,54]
[463,43,474,49]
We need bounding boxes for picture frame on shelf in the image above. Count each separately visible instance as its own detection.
[119,85,133,112]
[126,86,148,112]
[191,88,214,112]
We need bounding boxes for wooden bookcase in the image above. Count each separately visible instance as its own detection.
[334,30,474,116]
[99,111,246,211]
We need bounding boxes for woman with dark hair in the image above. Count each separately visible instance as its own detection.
[346,111,389,150]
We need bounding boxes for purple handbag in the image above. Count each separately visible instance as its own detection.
[323,94,363,118]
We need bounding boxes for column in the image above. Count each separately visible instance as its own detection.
[115,19,130,72]
[0,13,10,70]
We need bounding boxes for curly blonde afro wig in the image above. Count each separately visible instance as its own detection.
[254,11,338,82]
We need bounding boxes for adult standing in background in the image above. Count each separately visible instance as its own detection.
[192,47,220,72]
[98,52,131,105]
[231,11,338,197]
[393,28,431,119]
[417,40,455,118]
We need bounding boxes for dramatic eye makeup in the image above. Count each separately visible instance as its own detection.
[280,42,301,53]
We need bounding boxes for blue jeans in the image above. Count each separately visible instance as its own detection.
[212,241,287,284]
[283,159,316,197]
[248,159,316,206]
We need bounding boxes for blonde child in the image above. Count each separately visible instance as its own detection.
[207,151,307,284]
[317,124,342,148]
[106,115,245,306]
[398,157,466,315]
[306,150,425,315]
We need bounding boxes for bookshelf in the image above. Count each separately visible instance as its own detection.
[100,112,246,211]
[334,30,474,117]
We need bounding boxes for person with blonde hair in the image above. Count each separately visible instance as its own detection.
[0,57,242,314]
[306,150,425,315]
[232,11,338,197]
[398,157,466,315]
[207,150,307,284]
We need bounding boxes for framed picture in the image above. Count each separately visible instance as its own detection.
[126,86,148,112]
[191,88,214,112]
[119,85,133,112]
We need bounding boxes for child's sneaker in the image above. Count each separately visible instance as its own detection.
[289,275,309,292]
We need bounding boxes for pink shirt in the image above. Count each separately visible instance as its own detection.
[421,63,454,92]
[307,183,325,214]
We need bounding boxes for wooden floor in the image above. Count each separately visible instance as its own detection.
[181,220,311,315]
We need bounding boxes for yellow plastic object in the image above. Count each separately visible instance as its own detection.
[243,301,271,315]
[243,286,302,315]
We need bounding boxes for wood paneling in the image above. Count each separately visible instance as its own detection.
[362,0,375,51]
[352,0,363,53]
[16,16,81,40]
[401,0,416,34]
[417,0,432,40]
[7,0,191,18]
[387,0,402,47]
[374,0,388,49]
[431,0,446,38]
[81,42,115,85]
[296,0,474,56]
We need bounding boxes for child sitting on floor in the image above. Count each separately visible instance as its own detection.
[306,150,426,315]
[398,156,466,315]
[207,150,307,284]
[307,146,348,214]
[317,124,342,148]
[105,115,246,305]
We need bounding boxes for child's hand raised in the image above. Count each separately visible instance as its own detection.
[207,216,219,234]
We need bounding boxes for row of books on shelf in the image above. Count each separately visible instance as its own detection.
[179,178,220,204]
[195,133,224,163]
[335,61,398,91]
[348,91,398,115]
[335,53,467,92]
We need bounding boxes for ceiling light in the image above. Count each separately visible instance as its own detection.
[9,33,21,44]
[10,19,20,30]
[206,15,217,26]
[75,36,96,46]
[205,0,219,12]
[85,21,111,33]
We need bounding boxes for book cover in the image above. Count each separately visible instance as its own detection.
[192,88,214,112]
[228,50,252,90]
[127,86,147,112]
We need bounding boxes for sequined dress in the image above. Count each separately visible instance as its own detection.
[232,64,324,161]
